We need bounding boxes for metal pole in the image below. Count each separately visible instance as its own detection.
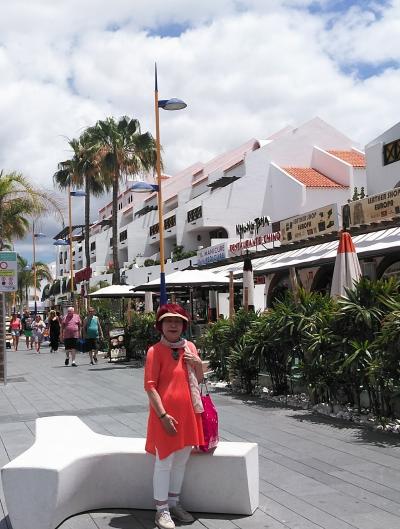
[68,185,75,306]
[32,221,37,314]
[229,271,235,319]
[0,293,7,384]
[154,63,167,306]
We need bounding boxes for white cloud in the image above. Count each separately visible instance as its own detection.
[0,0,399,261]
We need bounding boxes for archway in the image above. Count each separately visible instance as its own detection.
[310,265,334,295]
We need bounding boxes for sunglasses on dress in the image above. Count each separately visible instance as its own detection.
[172,349,179,360]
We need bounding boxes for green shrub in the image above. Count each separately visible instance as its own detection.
[124,312,158,359]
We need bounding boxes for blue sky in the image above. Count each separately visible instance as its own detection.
[0,0,399,263]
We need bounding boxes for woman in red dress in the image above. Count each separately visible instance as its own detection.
[144,304,204,529]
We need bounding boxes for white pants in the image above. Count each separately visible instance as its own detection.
[153,446,192,501]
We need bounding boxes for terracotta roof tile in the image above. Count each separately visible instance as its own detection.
[283,167,347,188]
[327,150,365,167]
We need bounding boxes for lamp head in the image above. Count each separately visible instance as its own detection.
[34,232,46,238]
[54,239,69,246]
[130,181,159,193]
[158,98,187,111]
[70,190,86,197]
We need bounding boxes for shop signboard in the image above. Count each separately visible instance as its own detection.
[342,188,400,229]
[0,252,18,292]
[280,204,339,245]
[228,229,281,257]
[109,328,126,361]
[197,242,228,266]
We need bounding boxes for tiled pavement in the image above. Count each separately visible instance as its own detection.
[0,343,399,529]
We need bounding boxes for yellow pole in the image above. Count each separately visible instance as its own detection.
[154,64,167,305]
[68,185,74,304]
[32,221,37,314]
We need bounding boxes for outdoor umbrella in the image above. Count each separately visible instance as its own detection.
[330,231,362,297]
[88,285,144,298]
[132,269,232,291]
[242,255,255,310]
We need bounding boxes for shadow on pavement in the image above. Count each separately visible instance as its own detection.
[289,411,400,447]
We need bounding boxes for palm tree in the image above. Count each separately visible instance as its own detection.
[0,171,64,250]
[17,255,53,312]
[87,116,158,284]
[53,132,107,273]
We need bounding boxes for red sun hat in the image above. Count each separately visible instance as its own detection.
[155,303,190,332]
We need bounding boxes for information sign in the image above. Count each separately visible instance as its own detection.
[109,328,126,361]
[0,252,18,292]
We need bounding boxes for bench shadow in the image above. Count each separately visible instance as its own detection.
[105,509,249,528]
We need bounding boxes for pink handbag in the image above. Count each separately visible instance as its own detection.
[199,380,219,452]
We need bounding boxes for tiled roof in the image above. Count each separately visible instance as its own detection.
[283,167,347,188]
[327,150,366,167]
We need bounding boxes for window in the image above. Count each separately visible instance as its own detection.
[90,241,96,251]
[64,252,68,260]
[59,254,63,264]
[119,230,128,242]
[209,228,228,239]
[187,206,202,223]
[78,246,82,253]
[383,139,400,166]
[150,223,159,237]
[118,203,122,210]
[60,269,63,275]
[110,237,113,247]
[128,195,133,204]
[164,215,176,230]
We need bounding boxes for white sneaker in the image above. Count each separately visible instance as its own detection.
[155,509,175,529]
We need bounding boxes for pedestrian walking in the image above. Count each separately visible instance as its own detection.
[48,310,61,353]
[144,303,204,529]
[9,314,22,351]
[32,314,46,353]
[61,307,81,367]
[21,308,33,349]
[82,307,104,365]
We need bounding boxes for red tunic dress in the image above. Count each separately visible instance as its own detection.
[144,341,204,460]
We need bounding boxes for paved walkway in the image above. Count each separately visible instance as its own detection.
[0,342,399,529]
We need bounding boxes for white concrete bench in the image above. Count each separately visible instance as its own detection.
[1,416,259,529]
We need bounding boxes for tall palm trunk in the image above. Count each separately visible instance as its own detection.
[112,168,120,284]
[84,176,90,271]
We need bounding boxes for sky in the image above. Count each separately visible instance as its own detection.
[1,0,400,263]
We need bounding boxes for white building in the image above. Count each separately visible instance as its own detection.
[365,121,400,194]
[52,117,366,304]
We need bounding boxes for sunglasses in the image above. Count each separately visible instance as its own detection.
[172,349,179,360]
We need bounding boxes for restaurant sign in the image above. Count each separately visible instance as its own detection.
[280,204,339,245]
[197,242,228,266]
[342,188,400,228]
[228,230,281,256]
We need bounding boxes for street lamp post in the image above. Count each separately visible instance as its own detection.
[32,221,46,314]
[54,187,86,307]
[131,64,187,306]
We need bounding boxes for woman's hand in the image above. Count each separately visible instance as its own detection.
[161,414,178,435]
[183,350,202,367]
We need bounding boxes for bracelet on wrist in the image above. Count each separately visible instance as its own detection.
[159,412,167,419]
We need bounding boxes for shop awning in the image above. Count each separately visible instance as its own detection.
[206,226,400,277]
[244,226,400,275]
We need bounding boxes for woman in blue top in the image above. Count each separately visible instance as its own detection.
[83,307,104,365]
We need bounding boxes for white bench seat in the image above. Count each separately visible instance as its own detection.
[1,416,259,529]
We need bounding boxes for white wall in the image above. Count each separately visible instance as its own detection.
[365,122,400,194]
